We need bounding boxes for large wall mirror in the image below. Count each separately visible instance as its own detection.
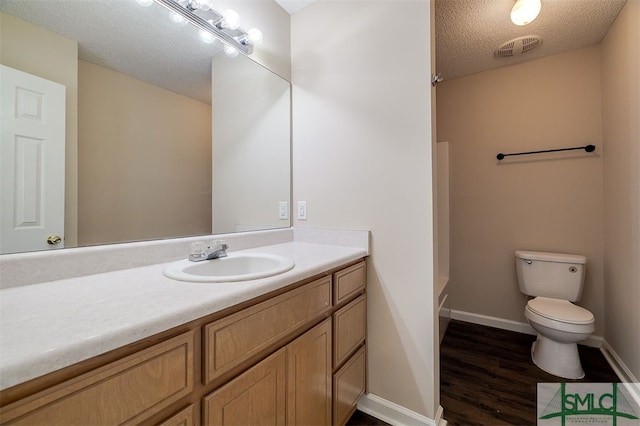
[0,0,291,255]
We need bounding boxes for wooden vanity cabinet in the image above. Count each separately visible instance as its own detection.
[0,259,367,426]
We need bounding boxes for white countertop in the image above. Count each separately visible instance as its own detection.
[0,241,367,390]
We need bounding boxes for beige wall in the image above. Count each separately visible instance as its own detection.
[0,12,79,246]
[77,60,212,245]
[437,47,605,334]
[601,0,640,381]
[292,0,438,419]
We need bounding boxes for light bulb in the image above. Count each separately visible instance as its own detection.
[186,0,200,10]
[246,28,263,45]
[199,19,217,43]
[199,29,216,44]
[224,45,239,58]
[510,0,541,26]
[198,0,213,11]
[135,0,154,7]
[170,12,188,26]
[221,9,240,30]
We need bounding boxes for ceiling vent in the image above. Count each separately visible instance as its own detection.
[495,35,542,58]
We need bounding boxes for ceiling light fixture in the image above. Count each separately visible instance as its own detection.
[153,0,263,55]
[510,0,541,26]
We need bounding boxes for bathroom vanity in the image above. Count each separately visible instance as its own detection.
[0,232,369,426]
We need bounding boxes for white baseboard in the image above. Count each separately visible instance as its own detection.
[448,309,603,348]
[600,340,640,407]
[357,393,442,426]
[449,309,535,335]
[435,406,447,426]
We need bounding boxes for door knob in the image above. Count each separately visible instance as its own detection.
[47,234,62,245]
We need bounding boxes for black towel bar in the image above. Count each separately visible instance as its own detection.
[497,144,596,160]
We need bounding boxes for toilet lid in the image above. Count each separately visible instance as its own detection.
[527,297,594,324]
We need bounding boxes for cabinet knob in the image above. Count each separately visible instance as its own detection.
[47,234,62,245]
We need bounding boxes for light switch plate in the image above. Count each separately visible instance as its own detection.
[279,201,289,219]
[297,201,307,220]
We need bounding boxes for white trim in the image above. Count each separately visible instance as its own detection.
[600,340,640,407]
[449,309,603,348]
[450,309,535,335]
[435,405,448,426]
[438,294,449,312]
[357,393,439,426]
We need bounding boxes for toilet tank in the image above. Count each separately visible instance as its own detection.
[515,250,587,301]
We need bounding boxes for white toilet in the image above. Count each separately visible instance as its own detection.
[515,250,595,379]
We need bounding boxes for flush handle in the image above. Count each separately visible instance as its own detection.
[522,259,532,265]
[47,234,62,245]
[569,266,577,273]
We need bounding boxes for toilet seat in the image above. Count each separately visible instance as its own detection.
[526,297,594,333]
[528,297,594,323]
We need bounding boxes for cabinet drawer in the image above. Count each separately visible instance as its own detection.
[2,331,194,425]
[333,346,366,426]
[204,276,332,384]
[333,295,366,369]
[334,261,365,306]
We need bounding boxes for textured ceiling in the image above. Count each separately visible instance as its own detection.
[1,0,223,104]
[436,0,627,81]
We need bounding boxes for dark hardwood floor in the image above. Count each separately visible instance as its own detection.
[440,320,619,425]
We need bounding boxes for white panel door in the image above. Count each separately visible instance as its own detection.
[1,65,66,254]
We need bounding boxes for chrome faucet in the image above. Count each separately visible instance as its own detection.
[188,240,228,262]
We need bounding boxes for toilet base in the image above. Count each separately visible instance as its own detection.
[531,334,585,379]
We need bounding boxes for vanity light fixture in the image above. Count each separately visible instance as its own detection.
[153,0,263,55]
[510,0,541,26]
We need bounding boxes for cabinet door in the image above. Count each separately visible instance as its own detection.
[203,348,286,426]
[286,319,332,426]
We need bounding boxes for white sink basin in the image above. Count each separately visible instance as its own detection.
[163,252,295,283]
